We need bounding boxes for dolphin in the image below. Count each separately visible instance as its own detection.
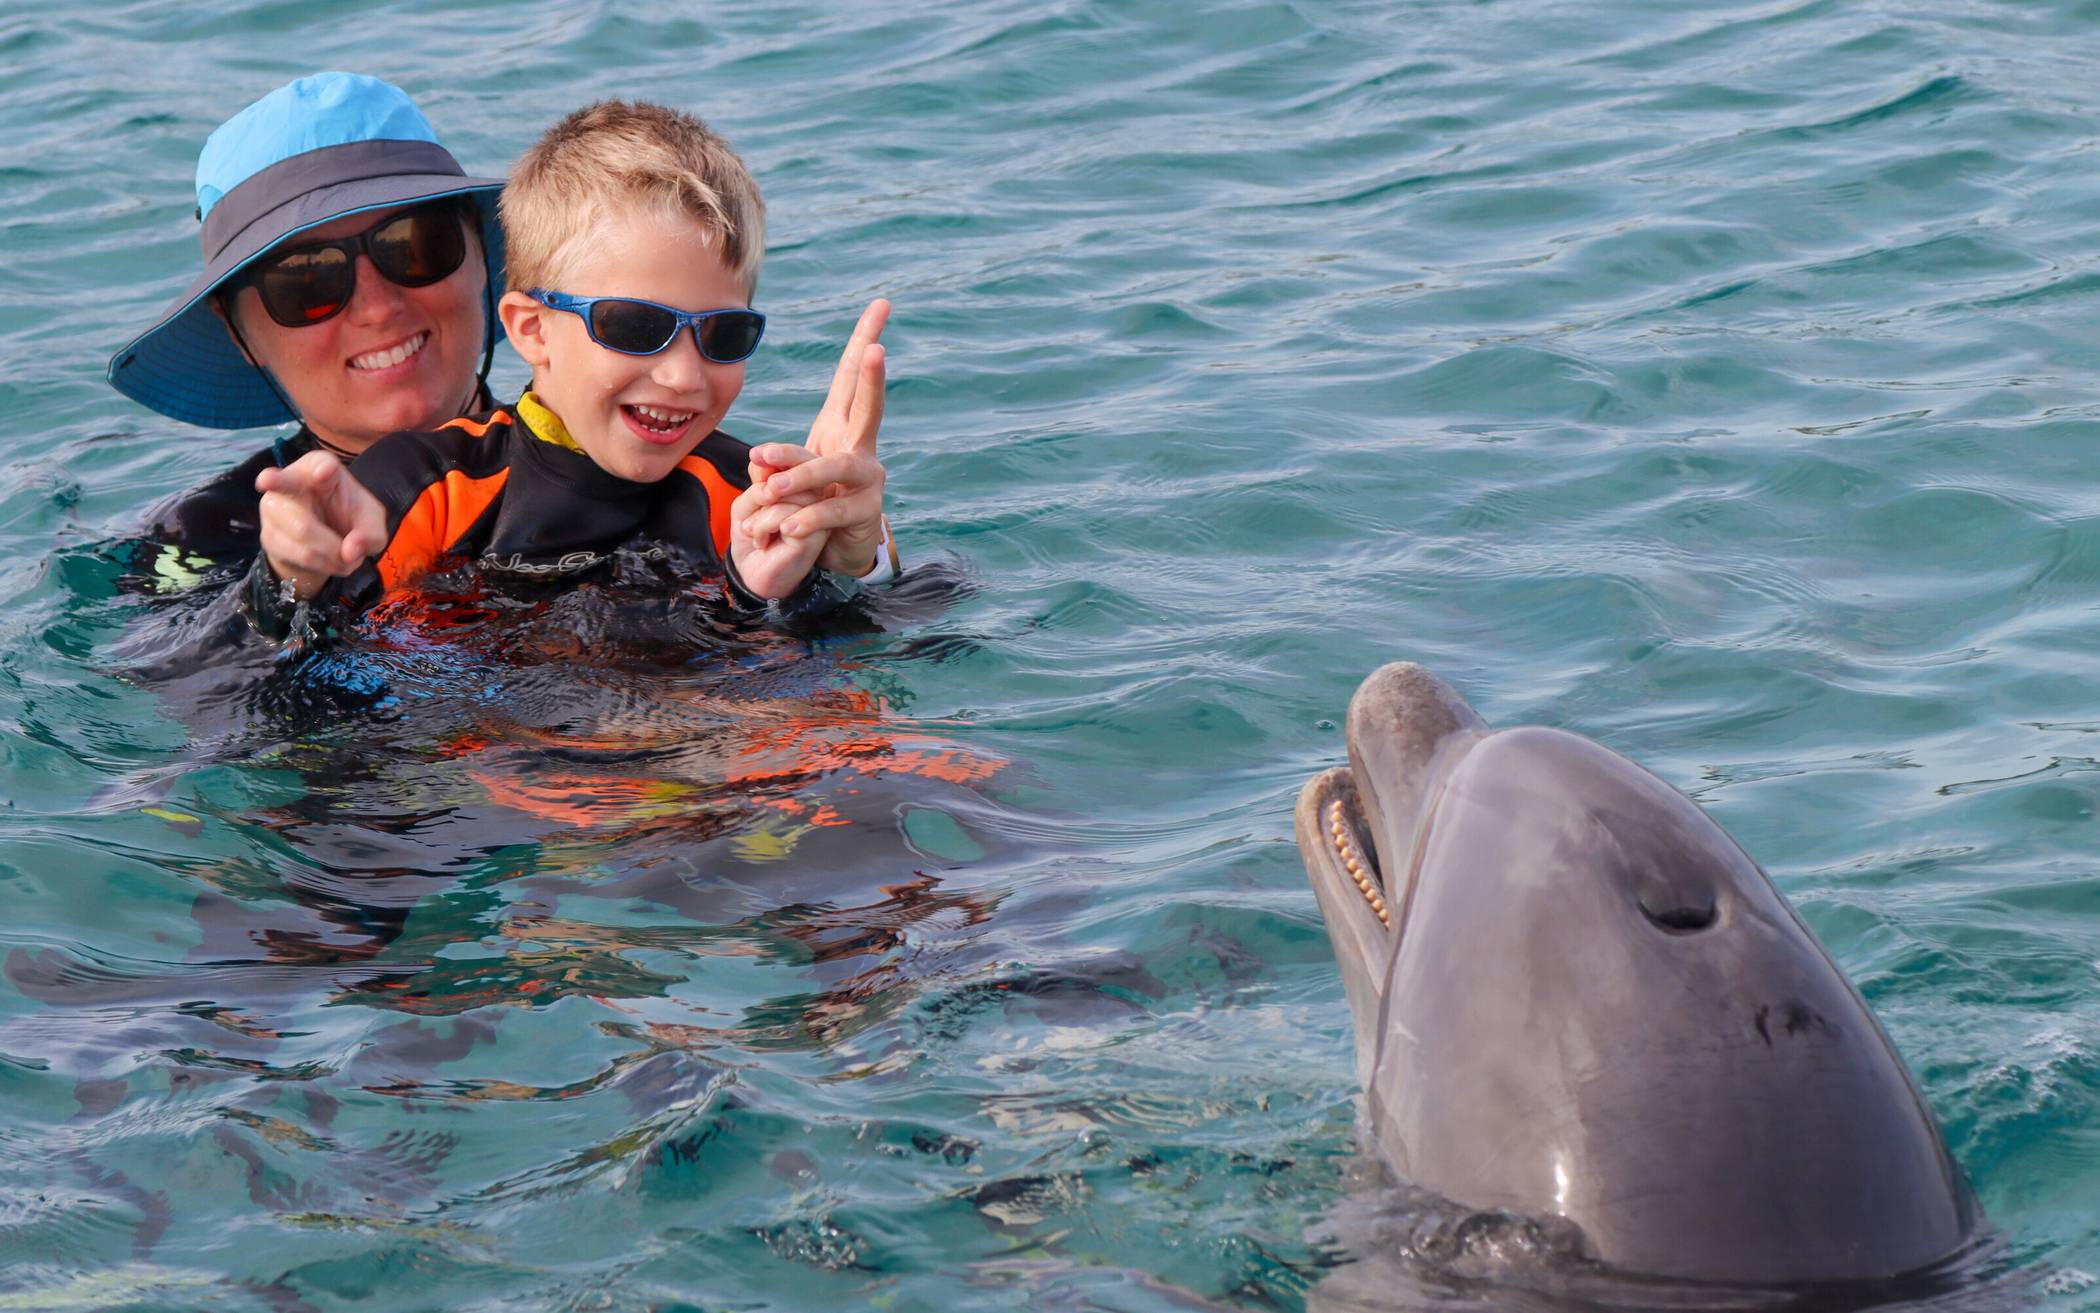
[1295,662,1979,1287]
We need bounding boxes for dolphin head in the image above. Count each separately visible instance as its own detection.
[1296,663,1977,1285]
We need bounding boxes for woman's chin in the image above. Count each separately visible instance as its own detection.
[340,392,470,447]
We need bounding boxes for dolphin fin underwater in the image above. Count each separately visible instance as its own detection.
[1295,662,1982,1290]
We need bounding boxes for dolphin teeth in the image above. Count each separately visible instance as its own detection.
[1329,799,1390,929]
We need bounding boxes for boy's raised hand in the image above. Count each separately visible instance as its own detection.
[254,450,388,602]
[743,299,890,577]
[730,445,831,599]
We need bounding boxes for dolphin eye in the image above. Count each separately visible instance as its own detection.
[1641,897,1717,934]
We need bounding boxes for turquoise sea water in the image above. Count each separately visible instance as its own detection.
[4,0,2100,1307]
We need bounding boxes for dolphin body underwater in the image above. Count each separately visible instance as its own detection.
[1294,663,1983,1293]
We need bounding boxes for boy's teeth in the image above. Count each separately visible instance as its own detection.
[630,404,692,430]
[350,332,428,371]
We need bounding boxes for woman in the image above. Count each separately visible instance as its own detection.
[109,73,506,581]
[111,72,891,592]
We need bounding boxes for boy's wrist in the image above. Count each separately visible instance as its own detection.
[851,516,899,584]
[237,552,298,641]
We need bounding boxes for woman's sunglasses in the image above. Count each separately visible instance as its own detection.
[529,290,766,364]
[233,199,471,329]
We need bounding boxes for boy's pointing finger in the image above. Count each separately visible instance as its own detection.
[809,300,891,458]
[850,298,891,351]
[845,343,885,456]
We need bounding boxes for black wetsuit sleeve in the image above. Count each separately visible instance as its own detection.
[232,542,373,647]
[138,447,275,556]
[119,444,286,597]
[234,550,305,643]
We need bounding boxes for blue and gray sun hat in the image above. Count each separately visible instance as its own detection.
[107,72,506,430]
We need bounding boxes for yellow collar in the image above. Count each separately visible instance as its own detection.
[516,390,583,453]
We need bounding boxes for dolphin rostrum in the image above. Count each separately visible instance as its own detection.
[1295,662,1978,1286]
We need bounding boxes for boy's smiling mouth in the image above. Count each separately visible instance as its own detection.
[622,401,697,445]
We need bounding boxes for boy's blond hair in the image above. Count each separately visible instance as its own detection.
[503,100,765,295]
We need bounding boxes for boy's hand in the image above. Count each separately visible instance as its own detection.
[730,447,830,599]
[743,299,890,577]
[255,451,388,602]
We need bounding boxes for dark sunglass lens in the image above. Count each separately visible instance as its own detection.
[257,246,353,326]
[589,298,680,353]
[371,208,467,287]
[697,311,764,363]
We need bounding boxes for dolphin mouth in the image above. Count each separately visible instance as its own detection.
[1297,767,1393,934]
[1295,764,1402,1085]
[1296,663,1492,976]
[1296,663,1492,1079]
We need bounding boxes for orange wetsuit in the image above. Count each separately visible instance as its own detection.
[239,393,840,639]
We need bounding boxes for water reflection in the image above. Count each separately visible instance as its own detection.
[10,559,1035,1251]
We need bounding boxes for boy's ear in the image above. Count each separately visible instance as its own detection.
[497,290,554,369]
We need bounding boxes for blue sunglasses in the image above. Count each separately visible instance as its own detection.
[530,289,766,363]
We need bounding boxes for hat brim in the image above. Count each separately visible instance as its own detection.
[110,173,506,431]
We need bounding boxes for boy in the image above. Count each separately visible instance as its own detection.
[243,100,894,636]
